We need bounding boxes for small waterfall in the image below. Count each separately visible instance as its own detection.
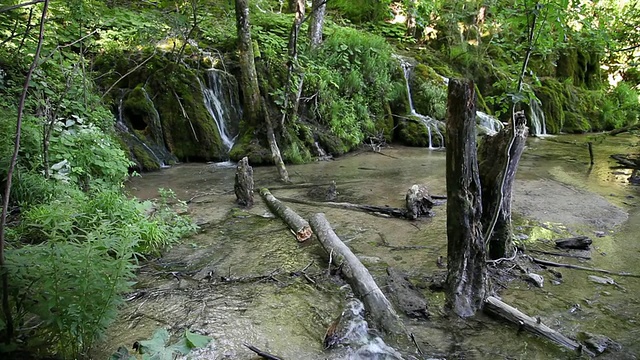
[476,111,504,136]
[397,57,445,149]
[199,69,241,152]
[529,97,547,136]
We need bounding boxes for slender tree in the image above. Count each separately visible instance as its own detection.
[234,0,289,182]
[1,0,50,342]
[308,0,326,48]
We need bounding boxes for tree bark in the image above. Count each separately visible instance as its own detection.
[234,0,262,126]
[478,111,528,259]
[484,296,595,356]
[309,213,408,341]
[445,79,487,318]
[259,188,312,242]
[234,157,254,207]
[308,0,326,48]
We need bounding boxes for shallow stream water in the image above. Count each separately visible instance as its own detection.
[98,134,640,359]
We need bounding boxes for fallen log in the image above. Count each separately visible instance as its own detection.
[243,343,283,360]
[555,236,592,250]
[484,296,595,356]
[526,249,591,260]
[531,257,640,278]
[609,123,640,136]
[259,188,312,242]
[309,213,408,342]
[278,197,408,219]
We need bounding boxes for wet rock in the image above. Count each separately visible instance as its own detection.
[525,273,544,288]
[385,267,429,319]
[578,332,622,354]
[594,230,606,238]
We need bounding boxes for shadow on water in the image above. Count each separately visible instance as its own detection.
[97,135,640,359]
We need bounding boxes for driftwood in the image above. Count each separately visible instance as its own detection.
[555,236,592,250]
[609,123,640,136]
[445,79,487,317]
[234,157,254,207]
[484,296,595,357]
[527,249,591,260]
[259,188,312,242]
[531,257,640,278]
[278,196,408,218]
[610,154,640,169]
[309,213,408,341]
[243,343,283,360]
[405,184,435,220]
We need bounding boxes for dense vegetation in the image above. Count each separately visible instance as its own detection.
[0,0,639,357]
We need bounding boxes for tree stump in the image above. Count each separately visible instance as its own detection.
[478,111,528,259]
[445,79,487,318]
[234,157,254,207]
[405,184,435,220]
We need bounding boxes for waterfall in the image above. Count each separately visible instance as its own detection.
[477,111,504,136]
[199,69,241,153]
[529,97,547,136]
[397,57,445,149]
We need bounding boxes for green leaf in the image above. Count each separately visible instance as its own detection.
[185,330,212,349]
[138,328,170,354]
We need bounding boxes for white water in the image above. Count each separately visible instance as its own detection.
[199,69,238,152]
[476,110,504,136]
[529,97,548,136]
[397,57,445,149]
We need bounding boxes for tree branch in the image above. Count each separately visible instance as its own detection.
[0,0,44,13]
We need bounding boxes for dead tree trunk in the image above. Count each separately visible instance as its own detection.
[234,157,254,207]
[478,111,528,259]
[309,213,408,342]
[445,79,487,318]
[260,188,312,242]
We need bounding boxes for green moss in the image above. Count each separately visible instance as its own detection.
[397,119,430,147]
[131,143,161,171]
[317,131,346,156]
[229,126,272,165]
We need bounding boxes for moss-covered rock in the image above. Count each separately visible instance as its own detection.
[397,119,431,147]
[229,126,272,165]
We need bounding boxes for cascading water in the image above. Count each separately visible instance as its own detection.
[476,110,504,136]
[397,57,445,149]
[199,69,241,153]
[529,97,547,136]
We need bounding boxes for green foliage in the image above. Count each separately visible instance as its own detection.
[329,0,392,23]
[300,27,403,150]
[4,225,137,358]
[110,328,212,360]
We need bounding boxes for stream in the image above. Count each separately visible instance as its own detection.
[98,134,640,359]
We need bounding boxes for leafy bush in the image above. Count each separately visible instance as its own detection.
[300,27,403,150]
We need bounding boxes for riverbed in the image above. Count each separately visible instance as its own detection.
[98,134,640,359]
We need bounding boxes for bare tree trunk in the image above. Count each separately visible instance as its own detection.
[235,0,289,182]
[478,112,527,259]
[445,79,487,318]
[235,0,262,126]
[308,0,326,48]
[405,0,417,38]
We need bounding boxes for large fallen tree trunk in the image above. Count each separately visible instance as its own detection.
[484,296,595,356]
[259,188,312,242]
[309,213,409,342]
[531,257,640,277]
[278,197,409,218]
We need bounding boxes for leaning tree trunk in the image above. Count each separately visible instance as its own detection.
[235,0,289,182]
[478,111,527,259]
[308,0,326,48]
[445,79,487,318]
[234,0,261,125]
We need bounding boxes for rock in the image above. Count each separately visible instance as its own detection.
[594,230,606,238]
[386,267,429,319]
[525,273,544,288]
[234,157,254,207]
